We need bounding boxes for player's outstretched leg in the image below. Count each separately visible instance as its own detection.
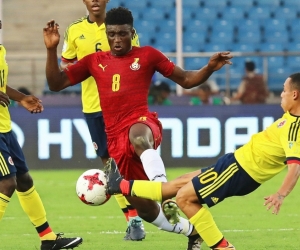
[40,233,83,250]
[105,158,146,241]
[162,199,203,250]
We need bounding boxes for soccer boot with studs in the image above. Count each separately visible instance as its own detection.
[104,158,123,195]
[40,233,82,250]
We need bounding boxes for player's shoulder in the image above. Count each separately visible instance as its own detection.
[66,16,88,30]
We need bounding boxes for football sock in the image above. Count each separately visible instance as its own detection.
[189,207,223,247]
[16,186,56,241]
[120,179,130,195]
[213,238,228,248]
[151,203,193,236]
[0,192,10,221]
[113,194,129,223]
[140,149,167,182]
[130,180,162,201]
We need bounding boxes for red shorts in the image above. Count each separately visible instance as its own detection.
[107,112,162,180]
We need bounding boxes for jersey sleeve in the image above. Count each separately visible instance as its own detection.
[64,55,92,85]
[61,25,77,63]
[147,47,175,77]
[281,121,300,165]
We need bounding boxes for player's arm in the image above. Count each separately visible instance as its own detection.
[6,86,43,113]
[43,20,72,91]
[264,163,300,215]
[169,52,233,89]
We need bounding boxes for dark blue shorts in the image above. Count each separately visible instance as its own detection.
[192,153,260,207]
[0,131,28,179]
[84,111,109,158]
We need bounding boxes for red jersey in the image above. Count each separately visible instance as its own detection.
[65,46,175,138]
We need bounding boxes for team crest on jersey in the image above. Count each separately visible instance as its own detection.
[8,156,14,165]
[130,58,140,70]
[93,142,98,151]
[277,119,286,128]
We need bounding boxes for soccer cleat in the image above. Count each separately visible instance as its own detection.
[187,234,203,250]
[161,199,180,224]
[123,227,131,241]
[104,158,123,195]
[127,219,146,241]
[211,242,235,250]
[40,233,82,250]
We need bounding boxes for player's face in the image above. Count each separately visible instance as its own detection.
[281,78,296,112]
[83,0,108,16]
[106,24,134,56]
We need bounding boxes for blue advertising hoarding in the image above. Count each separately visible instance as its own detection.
[9,104,283,169]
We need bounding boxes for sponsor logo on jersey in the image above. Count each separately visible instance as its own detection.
[277,119,286,128]
[99,64,107,72]
[138,116,147,121]
[211,197,219,204]
[130,58,140,70]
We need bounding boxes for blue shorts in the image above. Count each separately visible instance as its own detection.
[0,131,28,179]
[84,111,109,158]
[192,153,260,207]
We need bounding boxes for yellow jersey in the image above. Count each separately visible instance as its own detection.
[61,16,140,113]
[0,45,11,132]
[235,112,300,184]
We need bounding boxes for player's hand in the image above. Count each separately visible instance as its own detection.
[19,95,44,114]
[43,20,60,50]
[0,91,10,107]
[263,193,285,215]
[207,51,233,71]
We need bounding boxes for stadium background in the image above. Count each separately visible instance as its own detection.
[2,0,300,168]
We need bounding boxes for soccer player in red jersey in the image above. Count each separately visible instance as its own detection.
[43,7,233,250]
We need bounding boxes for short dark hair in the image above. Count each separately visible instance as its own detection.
[105,7,133,26]
[289,72,300,91]
[245,61,255,71]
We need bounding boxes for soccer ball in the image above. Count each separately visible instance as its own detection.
[76,169,111,206]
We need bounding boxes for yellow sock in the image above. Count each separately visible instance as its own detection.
[0,192,10,221]
[189,207,223,247]
[114,194,129,223]
[16,186,56,241]
[131,181,162,201]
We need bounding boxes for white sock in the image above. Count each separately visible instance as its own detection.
[151,203,193,236]
[140,149,167,182]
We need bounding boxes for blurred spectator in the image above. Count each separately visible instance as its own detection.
[148,80,172,105]
[184,78,220,96]
[189,83,225,105]
[231,61,269,104]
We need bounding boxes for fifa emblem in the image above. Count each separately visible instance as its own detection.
[130,58,140,70]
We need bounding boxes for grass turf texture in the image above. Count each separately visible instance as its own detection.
[1,167,299,250]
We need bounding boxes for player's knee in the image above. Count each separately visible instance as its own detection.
[176,187,189,211]
[16,172,34,192]
[131,135,152,152]
[0,176,17,197]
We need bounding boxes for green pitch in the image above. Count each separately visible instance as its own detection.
[1,167,299,250]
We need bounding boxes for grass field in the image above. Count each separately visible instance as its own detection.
[1,167,299,250]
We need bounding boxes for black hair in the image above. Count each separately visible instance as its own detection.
[105,7,133,26]
[289,73,300,91]
[198,83,211,92]
[245,61,255,71]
